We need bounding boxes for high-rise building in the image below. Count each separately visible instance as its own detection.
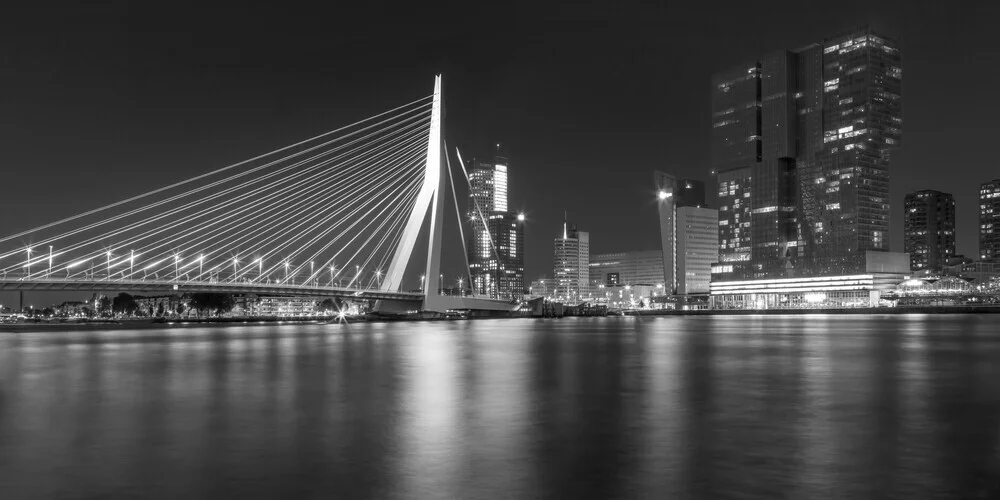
[467,154,525,300]
[654,170,707,293]
[981,179,1000,263]
[903,190,955,272]
[711,25,902,281]
[677,206,719,294]
[553,216,589,302]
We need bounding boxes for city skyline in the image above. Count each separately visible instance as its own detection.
[1,2,998,287]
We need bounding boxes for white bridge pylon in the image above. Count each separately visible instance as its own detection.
[381,75,511,313]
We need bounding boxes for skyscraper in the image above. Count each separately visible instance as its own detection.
[654,170,707,293]
[711,25,902,280]
[981,179,1000,263]
[553,215,589,302]
[677,206,719,294]
[903,190,955,272]
[466,154,525,300]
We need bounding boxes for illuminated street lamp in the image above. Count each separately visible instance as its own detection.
[355,265,360,290]
[658,190,672,200]
[174,254,180,281]
[310,261,314,286]
[129,250,135,280]
[284,260,290,283]
[517,213,525,222]
[25,247,32,278]
[256,258,263,281]
[329,264,336,286]
[106,250,113,281]
[198,254,204,279]
[48,246,53,277]
[375,269,382,288]
[232,257,239,280]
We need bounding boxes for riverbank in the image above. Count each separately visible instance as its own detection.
[624,305,1000,316]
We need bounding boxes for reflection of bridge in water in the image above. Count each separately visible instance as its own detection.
[0,76,513,315]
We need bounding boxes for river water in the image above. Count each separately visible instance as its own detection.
[1,315,998,499]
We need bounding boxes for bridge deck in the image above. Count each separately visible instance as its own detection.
[0,278,423,301]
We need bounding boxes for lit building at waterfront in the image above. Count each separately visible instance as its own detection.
[904,190,955,272]
[981,179,1000,263]
[711,25,902,281]
[589,250,664,289]
[677,206,719,295]
[553,216,589,302]
[466,153,525,300]
[711,251,909,309]
[654,170,708,293]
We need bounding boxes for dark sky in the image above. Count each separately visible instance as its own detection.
[2,0,998,305]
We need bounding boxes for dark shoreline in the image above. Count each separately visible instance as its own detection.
[3,306,1000,332]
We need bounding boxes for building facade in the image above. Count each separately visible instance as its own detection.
[981,179,1000,263]
[590,250,665,289]
[553,218,589,302]
[655,170,708,293]
[711,25,903,281]
[466,154,525,300]
[904,190,955,272]
[677,206,720,295]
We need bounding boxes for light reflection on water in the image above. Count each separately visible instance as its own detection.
[1,315,999,499]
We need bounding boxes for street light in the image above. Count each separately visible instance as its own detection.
[174,254,180,281]
[658,190,672,200]
[129,250,135,280]
[284,260,290,283]
[375,269,382,288]
[198,254,204,280]
[232,257,239,280]
[25,247,32,278]
[48,246,53,277]
[355,265,360,290]
[106,250,113,281]
[256,258,263,281]
[517,213,525,222]
[329,264,336,286]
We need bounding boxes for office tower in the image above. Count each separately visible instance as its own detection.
[654,170,707,293]
[553,216,589,302]
[677,206,720,294]
[467,154,525,300]
[903,190,955,272]
[982,179,1000,263]
[711,25,902,280]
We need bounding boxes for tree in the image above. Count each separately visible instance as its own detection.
[98,296,112,316]
[112,293,139,316]
[188,293,234,317]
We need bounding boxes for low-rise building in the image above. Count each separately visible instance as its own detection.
[710,251,911,309]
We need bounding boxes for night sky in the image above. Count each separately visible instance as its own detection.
[2,0,998,305]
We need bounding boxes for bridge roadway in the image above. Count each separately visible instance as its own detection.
[0,278,424,302]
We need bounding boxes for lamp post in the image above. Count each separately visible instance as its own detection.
[310,261,314,286]
[355,265,360,290]
[198,255,204,280]
[257,258,263,282]
[329,264,336,287]
[106,250,112,281]
[26,247,32,278]
[284,261,290,284]
[232,257,239,281]
[48,246,53,277]
[129,250,134,280]
[174,254,180,281]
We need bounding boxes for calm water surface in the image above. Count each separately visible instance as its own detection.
[1,315,999,499]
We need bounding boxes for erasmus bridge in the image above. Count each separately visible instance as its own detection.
[0,76,513,314]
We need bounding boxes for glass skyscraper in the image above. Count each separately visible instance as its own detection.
[981,179,1000,263]
[467,155,525,300]
[903,190,955,272]
[711,25,902,281]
